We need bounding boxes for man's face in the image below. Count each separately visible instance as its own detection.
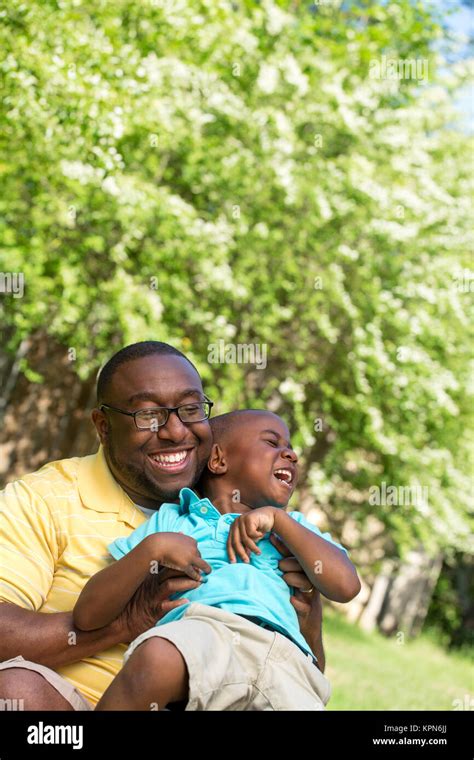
[223,413,299,509]
[92,354,213,508]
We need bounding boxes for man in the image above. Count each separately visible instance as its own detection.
[0,341,325,710]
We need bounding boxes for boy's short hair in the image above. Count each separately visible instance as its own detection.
[209,409,276,448]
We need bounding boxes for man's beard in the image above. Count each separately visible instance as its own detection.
[105,437,206,504]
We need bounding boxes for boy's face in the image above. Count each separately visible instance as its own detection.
[222,413,298,509]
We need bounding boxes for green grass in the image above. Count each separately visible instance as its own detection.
[323,610,474,710]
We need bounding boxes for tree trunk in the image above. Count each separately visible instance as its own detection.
[359,560,396,632]
[0,332,98,487]
[377,548,443,638]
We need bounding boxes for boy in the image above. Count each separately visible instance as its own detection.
[74,410,360,710]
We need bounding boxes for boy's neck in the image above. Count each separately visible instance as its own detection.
[199,480,252,514]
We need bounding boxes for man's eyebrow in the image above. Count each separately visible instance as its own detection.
[126,388,204,405]
[260,429,293,449]
[175,388,206,402]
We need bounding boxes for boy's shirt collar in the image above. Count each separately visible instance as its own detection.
[179,487,222,520]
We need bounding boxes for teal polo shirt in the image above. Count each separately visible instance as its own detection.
[108,488,349,659]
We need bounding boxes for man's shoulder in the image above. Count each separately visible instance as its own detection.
[2,452,95,502]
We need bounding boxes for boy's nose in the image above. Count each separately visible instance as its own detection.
[283,448,298,463]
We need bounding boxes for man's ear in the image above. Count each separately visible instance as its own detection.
[91,408,109,445]
[206,443,227,475]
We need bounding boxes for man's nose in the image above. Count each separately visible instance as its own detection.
[156,411,190,441]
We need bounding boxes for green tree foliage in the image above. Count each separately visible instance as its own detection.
[0,0,472,556]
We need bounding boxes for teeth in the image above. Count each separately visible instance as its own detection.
[274,468,292,484]
[150,451,188,464]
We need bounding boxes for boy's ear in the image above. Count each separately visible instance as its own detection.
[206,443,228,475]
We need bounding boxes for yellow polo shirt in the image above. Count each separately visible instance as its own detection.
[0,447,148,705]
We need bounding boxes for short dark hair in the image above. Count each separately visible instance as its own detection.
[198,409,279,486]
[209,409,275,447]
[96,341,198,404]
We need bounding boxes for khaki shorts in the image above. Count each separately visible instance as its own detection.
[124,602,331,711]
[0,656,93,711]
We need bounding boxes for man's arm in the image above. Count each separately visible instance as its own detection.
[0,480,128,668]
[0,603,126,669]
[0,570,203,670]
[0,479,205,669]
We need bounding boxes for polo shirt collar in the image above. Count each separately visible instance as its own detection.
[179,487,220,519]
[77,446,144,528]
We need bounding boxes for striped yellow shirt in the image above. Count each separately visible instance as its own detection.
[0,447,148,705]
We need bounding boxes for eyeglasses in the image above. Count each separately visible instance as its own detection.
[99,398,213,430]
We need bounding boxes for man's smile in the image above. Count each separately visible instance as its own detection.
[146,447,195,474]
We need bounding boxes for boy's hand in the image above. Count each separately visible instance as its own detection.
[149,532,212,582]
[227,507,277,563]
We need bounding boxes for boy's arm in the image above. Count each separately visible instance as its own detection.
[73,532,211,631]
[272,510,360,602]
[228,508,360,603]
[73,535,161,631]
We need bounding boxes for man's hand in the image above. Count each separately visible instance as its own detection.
[226,507,277,563]
[113,567,204,644]
[291,587,325,671]
[270,532,314,591]
[270,533,325,670]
